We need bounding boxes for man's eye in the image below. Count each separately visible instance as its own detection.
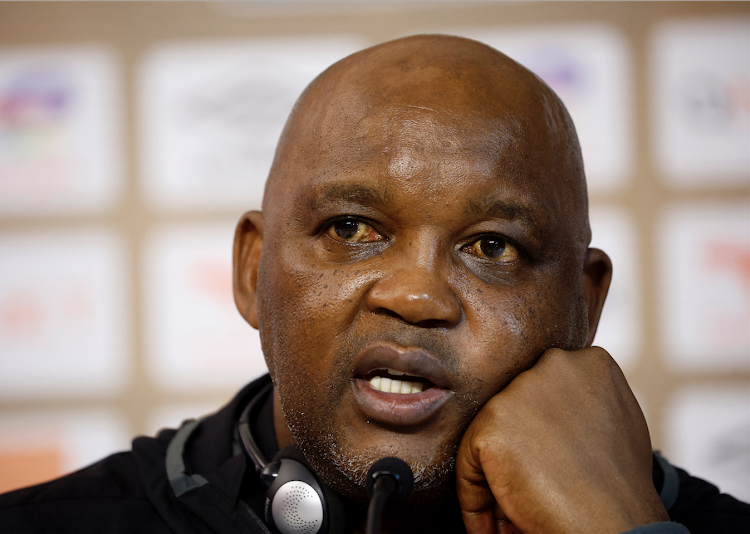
[463,236,519,263]
[326,219,383,243]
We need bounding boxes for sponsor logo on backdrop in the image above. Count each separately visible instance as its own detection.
[0,48,122,214]
[659,203,750,370]
[652,20,750,184]
[0,410,129,494]
[667,386,750,502]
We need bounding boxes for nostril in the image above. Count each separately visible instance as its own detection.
[373,308,454,329]
[376,308,404,321]
[413,318,450,329]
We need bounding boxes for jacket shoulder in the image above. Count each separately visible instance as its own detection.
[0,450,172,533]
[670,466,750,533]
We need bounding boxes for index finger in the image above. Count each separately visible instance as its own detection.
[456,428,498,534]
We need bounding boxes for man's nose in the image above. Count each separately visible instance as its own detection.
[365,245,462,327]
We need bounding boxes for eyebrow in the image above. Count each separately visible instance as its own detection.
[465,197,541,235]
[309,183,394,210]
[305,183,543,239]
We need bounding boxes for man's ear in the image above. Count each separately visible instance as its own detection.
[582,247,613,347]
[233,211,264,329]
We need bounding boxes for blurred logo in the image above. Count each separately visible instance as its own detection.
[705,239,750,351]
[517,46,587,102]
[0,68,73,160]
[0,67,77,197]
[0,69,71,126]
[681,73,750,132]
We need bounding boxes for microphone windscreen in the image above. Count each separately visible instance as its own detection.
[365,457,414,504]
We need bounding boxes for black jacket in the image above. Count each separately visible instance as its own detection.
[0,374,748,533]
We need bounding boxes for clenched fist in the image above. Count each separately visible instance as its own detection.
[456,347,670,534]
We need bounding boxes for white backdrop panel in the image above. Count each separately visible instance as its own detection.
[143,222,267,391]
[0,229,129,398]
[138,37,366,210]
[589,206,641,371]
[658,202,750,371]
[666,385,750,502]
[652,19,750,185]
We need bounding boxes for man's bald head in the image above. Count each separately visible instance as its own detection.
[233,34,612,513]
[264,34,590,250]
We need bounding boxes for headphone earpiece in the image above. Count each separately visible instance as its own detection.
[238,383,346,534]
[263,446,328,534]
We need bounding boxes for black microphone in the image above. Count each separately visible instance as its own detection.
[364,457,414,534]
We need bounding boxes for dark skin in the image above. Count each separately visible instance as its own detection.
[233,35,670,533]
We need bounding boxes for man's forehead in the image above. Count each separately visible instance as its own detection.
[302,64,552,149]
[328,104,517,153]
[289,100,557,218]
[264,35,590,249]
[281,39,570,186]
[303,107,516,189]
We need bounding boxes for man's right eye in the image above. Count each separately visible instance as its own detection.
[326,219,384,243]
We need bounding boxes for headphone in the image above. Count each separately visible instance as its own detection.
[238,382,346,534]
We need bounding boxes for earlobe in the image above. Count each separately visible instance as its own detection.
[233,211,264,329]
[582,247,613,347]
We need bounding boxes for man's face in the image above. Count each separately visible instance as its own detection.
[247,80,593,503]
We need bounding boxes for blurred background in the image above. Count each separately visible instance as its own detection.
[0,1,748,500]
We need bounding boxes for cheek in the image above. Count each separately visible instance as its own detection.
[539,262,590,348]
[458,274,584,394]
[256,242,369,383]
[460,290,537,390]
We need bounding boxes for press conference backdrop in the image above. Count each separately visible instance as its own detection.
[0,1,748,500]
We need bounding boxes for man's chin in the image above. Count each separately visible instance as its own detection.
[299,437,459,509]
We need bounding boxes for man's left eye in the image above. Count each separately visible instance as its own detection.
[463,236,520,263]
[326,219,384,243]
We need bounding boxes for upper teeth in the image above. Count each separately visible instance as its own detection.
[370,376,424,394]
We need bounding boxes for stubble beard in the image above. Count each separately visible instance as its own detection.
[274,369,472,509]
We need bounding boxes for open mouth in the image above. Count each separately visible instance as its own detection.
[363,368,434,394]
[351,345,452,426]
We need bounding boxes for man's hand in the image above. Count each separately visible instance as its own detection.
[456,347,670,534]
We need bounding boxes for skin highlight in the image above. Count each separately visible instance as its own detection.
[234,35,667,533]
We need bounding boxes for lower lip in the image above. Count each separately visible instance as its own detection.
[351,378,451,426]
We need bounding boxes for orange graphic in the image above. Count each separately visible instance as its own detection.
[188,260,232,303]
[0,290,44,339]
[0,448,63,494]
[708,240,750,291]
[706,240,750,348]
[727,77,750,115]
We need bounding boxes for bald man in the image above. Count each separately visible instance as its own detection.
[1,35,747,534]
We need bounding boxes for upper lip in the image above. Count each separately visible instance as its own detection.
[352,344,453,389]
